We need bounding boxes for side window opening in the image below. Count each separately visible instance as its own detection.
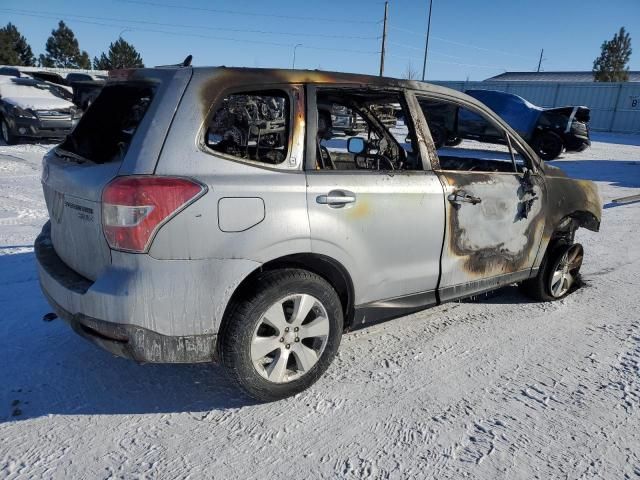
[418,97,524,173]
[314,90,420,171]
[205,91,289,165]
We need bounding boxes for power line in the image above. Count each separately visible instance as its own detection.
[387,25,531,60]
[387,41,464,60]
[0,10,381,56]
[385,52,510,71]
[117,0,382,25]
[1,8,380,41]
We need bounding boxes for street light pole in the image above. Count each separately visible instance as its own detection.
[292,43,302,69]
[421,0,433,81]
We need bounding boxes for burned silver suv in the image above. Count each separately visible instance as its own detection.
[36,66,601,401]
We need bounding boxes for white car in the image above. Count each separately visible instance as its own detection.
[0,76,80,144]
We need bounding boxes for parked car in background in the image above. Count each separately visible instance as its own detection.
[0,66,22,78]
[36,67,601,401]
[27,70,105,111]
[0,76,81,144]
[425,89,591,160]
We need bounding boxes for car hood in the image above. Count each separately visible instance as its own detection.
[2,96,74,110]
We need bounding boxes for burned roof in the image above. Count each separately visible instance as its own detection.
[190,66,450,93]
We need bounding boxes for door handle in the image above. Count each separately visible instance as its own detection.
[448,190,482,205]
[316,190,356,208]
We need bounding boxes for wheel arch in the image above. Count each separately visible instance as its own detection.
[222,253,356,331]
[553,210,600,238]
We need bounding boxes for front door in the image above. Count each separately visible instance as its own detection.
[305,86,445,319]
[416,94,546,301]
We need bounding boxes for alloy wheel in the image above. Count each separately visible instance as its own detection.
[250,293,330,383]
[549,244,583,298]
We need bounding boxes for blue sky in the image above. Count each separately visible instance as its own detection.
[1,0,639,80]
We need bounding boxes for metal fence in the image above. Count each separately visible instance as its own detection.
[430,80,640,134]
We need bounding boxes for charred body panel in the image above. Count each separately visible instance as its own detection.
[438,171,546,297]
[532,163,601,269]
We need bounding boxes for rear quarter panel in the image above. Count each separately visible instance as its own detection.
[148,70,310,263]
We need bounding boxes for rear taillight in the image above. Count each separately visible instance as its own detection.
[102,176,205,252]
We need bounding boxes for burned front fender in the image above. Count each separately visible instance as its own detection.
[530,164,601,269]
[542,164,602,233]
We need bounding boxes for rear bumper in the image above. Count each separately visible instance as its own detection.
[43,289,218,363]
[35,222,260,363]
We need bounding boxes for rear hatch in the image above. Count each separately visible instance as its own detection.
[41,67,192,280]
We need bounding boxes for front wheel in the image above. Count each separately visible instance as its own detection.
[520,243,584,301]
[218,269,343,402]
[429,125,446,149]
[1,119,17,145]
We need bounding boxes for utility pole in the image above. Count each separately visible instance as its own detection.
[379,1,388,77]
[421,0,433,81]
[536,48,544,72]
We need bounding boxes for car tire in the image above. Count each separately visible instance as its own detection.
[519,242,584,301]
[429,125,446,149]
[533,131,563,161]
[1,118,17,145]
[218,268,344,402]
[445,136,462,147]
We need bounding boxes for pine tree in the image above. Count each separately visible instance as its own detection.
[93,37,144,70]
[0,23,36,66]
[42,20,91,69]
[593,27,632,82]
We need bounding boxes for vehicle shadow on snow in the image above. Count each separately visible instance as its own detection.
[548,160,640,189]
[0,252,257,423]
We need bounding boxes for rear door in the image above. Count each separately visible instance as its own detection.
[416,93,546,301]
[305,85,445,315]
[42,68,192,280]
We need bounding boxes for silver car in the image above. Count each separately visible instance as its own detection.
[36,67,601,401]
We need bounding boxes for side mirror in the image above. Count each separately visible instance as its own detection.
[347,137,366,154]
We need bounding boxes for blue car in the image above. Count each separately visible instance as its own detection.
[427,89,590,160]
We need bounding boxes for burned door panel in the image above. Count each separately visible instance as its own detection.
[438,171,546,297]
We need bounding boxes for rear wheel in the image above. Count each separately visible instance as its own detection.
[533,131,563,160]
[218,269,343,402]
[1,119,17,145]
[520,243,584,301]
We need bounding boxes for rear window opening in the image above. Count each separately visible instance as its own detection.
[59,83,154,164]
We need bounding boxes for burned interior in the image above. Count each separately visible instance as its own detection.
[205,91,289,164]
[314,89,418,170]
[59,83,154,163]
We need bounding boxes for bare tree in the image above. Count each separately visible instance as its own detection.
[402,62,419,80]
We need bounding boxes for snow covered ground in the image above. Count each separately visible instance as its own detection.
[1,135,639,479]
